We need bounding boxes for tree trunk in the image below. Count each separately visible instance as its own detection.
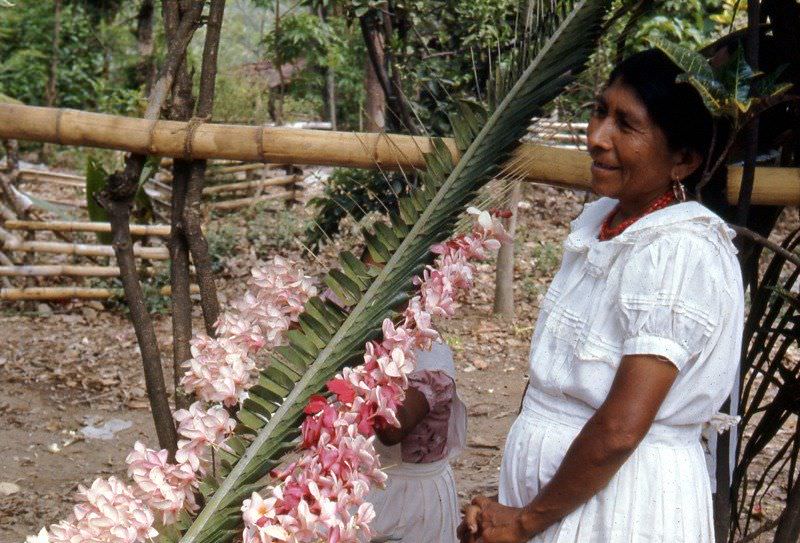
[493,181,521,319]
[102,158,180,455]
[98,0,205,456]
[45,0,61,108]
[326,67,337,130]
[136,0,157,93]
[318,5,337,130]
[184,0,225,335]
[273,0,284,126]
[166,1,199,410]
[42,0,61,161]
[363,24,386,132]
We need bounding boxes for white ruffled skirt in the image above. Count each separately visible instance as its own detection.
[499,388,714,542]
[366,452,459,543]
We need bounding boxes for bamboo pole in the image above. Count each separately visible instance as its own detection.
[208,162,278,175]
[207,191,294,211]
[727,166,800,206]
[18,168,85,188]
[203,174,301,195]
[1,103,798,205]
[0,287,115,301]
[3,239,169,259]
[0,284,199,301]
[4,220,171,236]
[0,264,120,277]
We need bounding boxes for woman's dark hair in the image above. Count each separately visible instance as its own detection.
[606,48,724,195]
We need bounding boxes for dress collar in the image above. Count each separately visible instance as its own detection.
[564,197,735,276]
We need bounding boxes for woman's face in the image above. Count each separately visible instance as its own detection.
[586,79,698,206]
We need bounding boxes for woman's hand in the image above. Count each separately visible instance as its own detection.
[457,495,536,543]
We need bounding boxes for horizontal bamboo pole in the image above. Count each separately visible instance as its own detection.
[0,264,120,277]
[19,169,85,188]
[1,103,797,205]
[0,287,115,301]
[208,192,295,211]
[0,284,199,301]
[727,166,800,206]
[203,174,301,195]
[3,239,169,260]
[4,220,172,236]
[209,162,278,175]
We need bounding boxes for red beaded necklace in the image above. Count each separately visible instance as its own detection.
[598,190,676,241]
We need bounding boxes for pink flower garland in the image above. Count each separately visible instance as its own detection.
[29,213,509,543]
[31,257,317,543]
[241,209,510,543]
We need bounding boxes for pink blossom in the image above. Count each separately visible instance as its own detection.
[180,336,256,407]
[44,477,158,543]
[125,442,198,525]
[173,402,235,472]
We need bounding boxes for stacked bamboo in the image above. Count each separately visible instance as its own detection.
[0,220,173,301]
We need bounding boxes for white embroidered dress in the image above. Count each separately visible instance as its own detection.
[499,198,744,542]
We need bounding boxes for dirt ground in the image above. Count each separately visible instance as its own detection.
[0,178,797,542]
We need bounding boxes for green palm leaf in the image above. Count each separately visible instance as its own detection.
[180,2,611,541]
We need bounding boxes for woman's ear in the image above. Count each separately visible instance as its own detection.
[671,148,703,182]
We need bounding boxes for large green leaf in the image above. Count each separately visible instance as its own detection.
[180,2,611,542]
[85,157,112,244]
[650,37,731,116]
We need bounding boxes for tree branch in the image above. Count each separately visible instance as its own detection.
[184,0,225,335]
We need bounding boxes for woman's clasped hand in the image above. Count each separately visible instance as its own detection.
[458,496,537,543]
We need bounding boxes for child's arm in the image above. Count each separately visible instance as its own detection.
[375,387,430,446]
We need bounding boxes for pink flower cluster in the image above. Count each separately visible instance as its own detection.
[33,477,157,543]
[242,210,509,543]
[31,258,317,543]
[181,257,318,407]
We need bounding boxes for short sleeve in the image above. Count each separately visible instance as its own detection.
[408,369,455,412]
[618,235,724,370]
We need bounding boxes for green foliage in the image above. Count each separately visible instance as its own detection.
[85,157,112,243]
[206,224,241,273]
[652,37,793,121]
[0,1,143,114]
[305,167,410,249]
[85,155,157,242]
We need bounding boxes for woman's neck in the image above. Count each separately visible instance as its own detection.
[615,187,672,223]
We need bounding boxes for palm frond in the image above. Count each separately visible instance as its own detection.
[732,227,800,540]
[180,2,611,542]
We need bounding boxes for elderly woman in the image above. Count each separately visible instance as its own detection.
[459,48,744,543]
